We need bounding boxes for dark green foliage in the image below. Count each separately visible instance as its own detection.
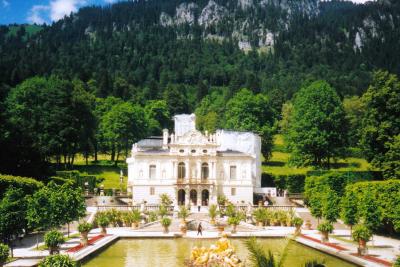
[360,71,400,179]
[343,180,400,233]
[286,81,348,167]
[0,188,27,245]
[27,182,86,231]
[44,230,65,250]
[303,260,325,267]
[245,237,277,267]
[224,89,276,160]
[39,255,77,267]
[54,171,99,191]
[352,224,372,242]
[0,174,43,198]
[340,189,359,229]
[0,243,9,265]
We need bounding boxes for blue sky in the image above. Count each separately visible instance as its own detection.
[0,0,371,25]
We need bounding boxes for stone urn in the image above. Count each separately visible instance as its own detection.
[295,225,302,235]
[305,219,312,230]
[163,226,169,234]
[217,225,225,234]
[357,240,367,256]
[101,226,107,235]
[80,232,89,246]
[179,222,187,234]
[231,225,237,234]
[257,221,264,227]
[131,222,139,229]
[321,231,329,243]
[210,218,216,225]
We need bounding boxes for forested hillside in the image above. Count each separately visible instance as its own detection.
[0,0,399,178]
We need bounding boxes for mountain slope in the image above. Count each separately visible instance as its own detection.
[0,0,399,101]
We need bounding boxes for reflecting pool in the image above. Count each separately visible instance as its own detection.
[82,238,356,267]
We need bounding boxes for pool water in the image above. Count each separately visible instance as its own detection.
[82,238,356,267]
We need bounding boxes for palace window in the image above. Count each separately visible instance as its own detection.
[149,165,156,179]
[201,163,209,180]
[230,166,237,180]
[231,188,236,196]
[150,187,155,195]
[178,162,186,179]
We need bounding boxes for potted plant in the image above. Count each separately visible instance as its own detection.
[96,214,110,235]
[208,204,218,225]
[78,222,93,246]
[161,217,172,234]
[130,209,142,229]
[252,208,266,227]
[352,224,372,255]
[178,206,190,234]
[44,230,64,255]
[393,256,400,267]
[317,221,334,243]
[292,217,304,235]
[0,243,9,267]
[228,214,242,234]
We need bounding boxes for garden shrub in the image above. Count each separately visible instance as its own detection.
[55,171,99,191]
[39,254,76,267]
[343,180,400,233]
[262,173,305,193]
[0,243,9,265]
[44,230,65,249]
[0,174,43,198]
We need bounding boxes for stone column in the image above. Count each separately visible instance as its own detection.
[185,160,190,181]
[185,186,190,208]
[197,160,202,181]
[197,187,202,206]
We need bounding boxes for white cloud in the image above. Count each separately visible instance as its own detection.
[27,0,87,24]
[27,5,50,24]
[2,0,9,7]
[104,0,117,3]
[50,0,86,21]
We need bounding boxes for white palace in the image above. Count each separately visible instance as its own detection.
[126,114,262,206]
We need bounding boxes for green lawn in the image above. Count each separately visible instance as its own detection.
[59,154,127,190]
[263,135,373,175]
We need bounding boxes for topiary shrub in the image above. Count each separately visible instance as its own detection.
[292,217,304,227]
[0,243,9,266]
[317,221,334,233]
[44,230,64,254]
[78,222,92,233]
[352,224,372,242]
[39,254,76,267]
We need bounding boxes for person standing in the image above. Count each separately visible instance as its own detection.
[197,222,203,236]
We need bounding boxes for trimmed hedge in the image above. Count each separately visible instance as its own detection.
[55,171,99,191]
[0,174,43,198]
[261,173,305,193]
[305,172,373,197]
[344,180,400,233]
[306,170,383,181]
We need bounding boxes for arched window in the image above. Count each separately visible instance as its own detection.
[149,165,156,179]
[178,162,186,179]
[201,163,209,180]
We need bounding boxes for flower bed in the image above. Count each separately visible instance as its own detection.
[350,253,392,267]
[66,235,107,253]
[300,234,347,251]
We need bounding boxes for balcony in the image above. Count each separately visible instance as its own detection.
[175,178,214,185]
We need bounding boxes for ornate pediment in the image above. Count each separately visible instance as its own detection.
[177,130,210,145]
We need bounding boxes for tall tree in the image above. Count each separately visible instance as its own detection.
[360,71,400,179]
[224,88,276,160]
[100,102,148,162]
[0,188,27,257]
[163,84,189,116]
[286,81,348,167]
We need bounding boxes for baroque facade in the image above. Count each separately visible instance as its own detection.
[126,114,261,206]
